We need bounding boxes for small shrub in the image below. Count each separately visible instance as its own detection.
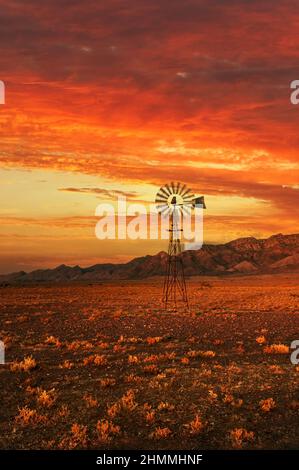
[264,344,289,354]
[97,420,120,443]
[230,428,254,448]
[11,356,37,372]
[100,377,116,387]
[37,388,56,408]
[157,401,175,411]
[59,360,74,369]
[150,427,172,440]
[256,335,266,345]
[146,337,163,345]
[45,336,61,347]
[260,398,276,412]
[83,394,98,408]
[185,414,204,435]
[128,355,139,364]
[15,406,46,426]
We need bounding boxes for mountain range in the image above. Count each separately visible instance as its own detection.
[2,233,299,285]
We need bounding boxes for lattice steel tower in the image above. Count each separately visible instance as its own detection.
[155,182,206,311]
[163,195,188,309]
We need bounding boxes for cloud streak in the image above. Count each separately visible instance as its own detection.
[1,0,299,270]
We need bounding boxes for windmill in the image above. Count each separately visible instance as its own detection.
[155,182,206,311]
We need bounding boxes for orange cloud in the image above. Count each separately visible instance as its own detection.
[1,0,299,271]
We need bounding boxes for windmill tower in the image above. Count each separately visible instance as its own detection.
[155,182,206,311]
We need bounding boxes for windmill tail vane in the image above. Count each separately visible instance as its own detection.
[155,182,206,311]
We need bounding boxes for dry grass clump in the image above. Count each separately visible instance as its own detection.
[157,401,175,411]
[143,354,159,363]
[25,385,56,407]
[263,344,289,354]
[198,350,216,358]
[143,364,158,374]
[125,373,142,383]
[99,377,116,388]
[15,406,47,426]
[57,405,70,418]
[107,402,120,418]
[107,389,137,418]
[146,336,163,345]
[94,354,107,366]
[45,336,61,347]
[230,428,254,448]
[96,420,120,443]
[128,355,139,364]
[222,393,243,407]
[208,389,218,400]
[120,389,137,411]
[60,423,88,449]
[117,335,141,344]
[187,349,216,359]
[150,426,172,440]
[269,365,284,375]
[36,388,56,407]
[259,398,276,412]
[256,335,266,345]
[83,354,107,366]
[184,414,204,435]
[83,394,98,408]
[113,344,127,353]
[67,340,93,351]
[11,355,37,372]
[181,357,190,364]
[59,360,74,369]
[145,410,155,423]
[223,393,234,404]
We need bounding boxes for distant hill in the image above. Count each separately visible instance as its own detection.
[2,233,299,285]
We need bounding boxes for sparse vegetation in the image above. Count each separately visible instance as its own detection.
[264,343,289,354]
[1,275,299,449]
[11,355,37,372]
[230,428,255,448]
[259,398,276,412]
[150,427,172,440]
[96,420,120,443]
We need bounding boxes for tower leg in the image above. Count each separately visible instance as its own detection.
[163,239,189,311]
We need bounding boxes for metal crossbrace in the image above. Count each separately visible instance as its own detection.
[163,208,189,311]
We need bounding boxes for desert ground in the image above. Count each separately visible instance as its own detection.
[1,273,299,450]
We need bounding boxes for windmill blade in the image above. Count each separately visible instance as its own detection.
[178,183,186,195]
[165,183,172,195]
[178,206,188,217]
[183,193,195,203]
[175,181,181,194]
[155,196,169,203]
[159,187,170,199]
[160,206,171,215]
[181,186,192,198]
[182,195,195,205]
[158,208,171,217]
[183,194,194,204]
[156,203,169,212]
[182,202,193,209]
[175,202,193,207]
[181,206,192,217]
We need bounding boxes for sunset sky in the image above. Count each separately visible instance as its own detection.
[1,0,299,273]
